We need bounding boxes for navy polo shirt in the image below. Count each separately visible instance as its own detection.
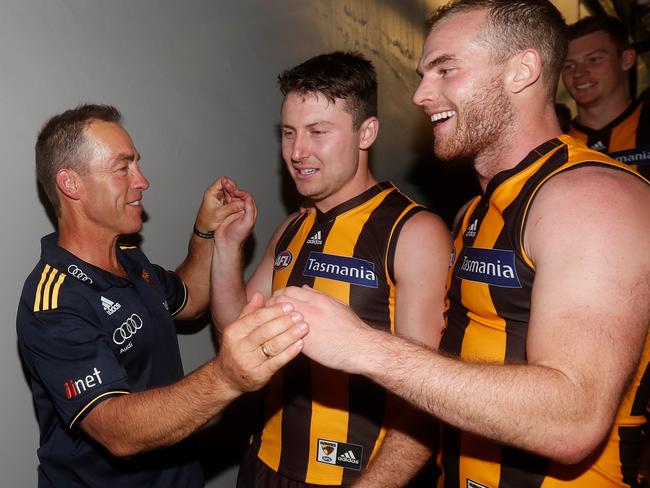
[16,233,204,487]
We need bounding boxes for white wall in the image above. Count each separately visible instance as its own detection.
[1,1,433,486]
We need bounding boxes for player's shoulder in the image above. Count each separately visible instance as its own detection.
[539,162,648,208]
[526,164,650,257]
[539,137,648,203]
[386,183,448,226]
[16,260,98,348]
[392,211,452,272]
[400,207,450,241]
[20,259,94,316]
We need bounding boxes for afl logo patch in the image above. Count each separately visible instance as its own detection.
[273,250,293,271]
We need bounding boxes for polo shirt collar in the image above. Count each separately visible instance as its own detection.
[40,233,137,291]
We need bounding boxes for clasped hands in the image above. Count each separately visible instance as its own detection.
[217,286,374,396]
[194,176,257,243]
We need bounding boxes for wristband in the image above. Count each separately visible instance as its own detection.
[193,224,214,239]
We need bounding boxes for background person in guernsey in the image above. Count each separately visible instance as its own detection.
[562,15,650,178]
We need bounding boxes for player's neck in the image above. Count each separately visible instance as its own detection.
[575,90,631,130]
[57,217,125,277]
[314,171,378,214]
[474,105,562,192]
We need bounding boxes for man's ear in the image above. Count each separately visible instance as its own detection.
[56,168,82,200]
[621,48,636,71]
[359,117,379,150]
[507,48,542,94]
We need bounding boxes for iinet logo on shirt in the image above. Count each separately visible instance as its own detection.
[64,367,103,399]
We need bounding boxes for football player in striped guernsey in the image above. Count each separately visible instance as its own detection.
[211,52,452,487]
[562,15,650,178]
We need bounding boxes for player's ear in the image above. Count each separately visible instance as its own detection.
[56,168,82,201]
[621,48,636,72]
[359,117,379,150]
[507,48,541,94]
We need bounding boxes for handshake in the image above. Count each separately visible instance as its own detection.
[215,286,373,397]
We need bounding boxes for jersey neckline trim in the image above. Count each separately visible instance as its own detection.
[569,97,643,136]
[315,181,394,224]
[483,138,564,200]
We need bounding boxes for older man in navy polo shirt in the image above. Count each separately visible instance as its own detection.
[17,104,307,487]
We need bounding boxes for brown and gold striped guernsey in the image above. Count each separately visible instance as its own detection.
[568,97,650,178]
[255,181,424,485]
[440,135,649,488]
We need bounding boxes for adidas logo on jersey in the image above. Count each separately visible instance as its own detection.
[101,296,121,316]
[307,230,322,245]
[338,451,359,463]
[465,219,479,238]
[316,438,363,471]
[590,140,606,151]
[467,480,490,488]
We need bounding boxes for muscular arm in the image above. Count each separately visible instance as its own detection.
[175,177,247,321]
[81,295,307,457]
[275,169,650,464]
[353,211,451,487]
[211,211,297,329]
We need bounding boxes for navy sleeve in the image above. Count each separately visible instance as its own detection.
[18,290,131,430]
[150,264,187,317]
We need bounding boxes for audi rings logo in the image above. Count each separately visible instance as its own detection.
[113,314,143,345]
[67,265,93,284]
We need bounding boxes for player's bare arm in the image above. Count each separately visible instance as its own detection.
[175,176,247,321]
[211,206,300,329]
[352,210,451,487]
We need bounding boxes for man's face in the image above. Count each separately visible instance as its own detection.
[281,92,365,211]
[78,121,149,236]
[562,30,630,109]
[413,9,514,162]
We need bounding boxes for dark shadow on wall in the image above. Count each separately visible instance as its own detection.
[279,158,304,214]
[37,181,58,231]
[405,119,481,228]
[193,391,265,482]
